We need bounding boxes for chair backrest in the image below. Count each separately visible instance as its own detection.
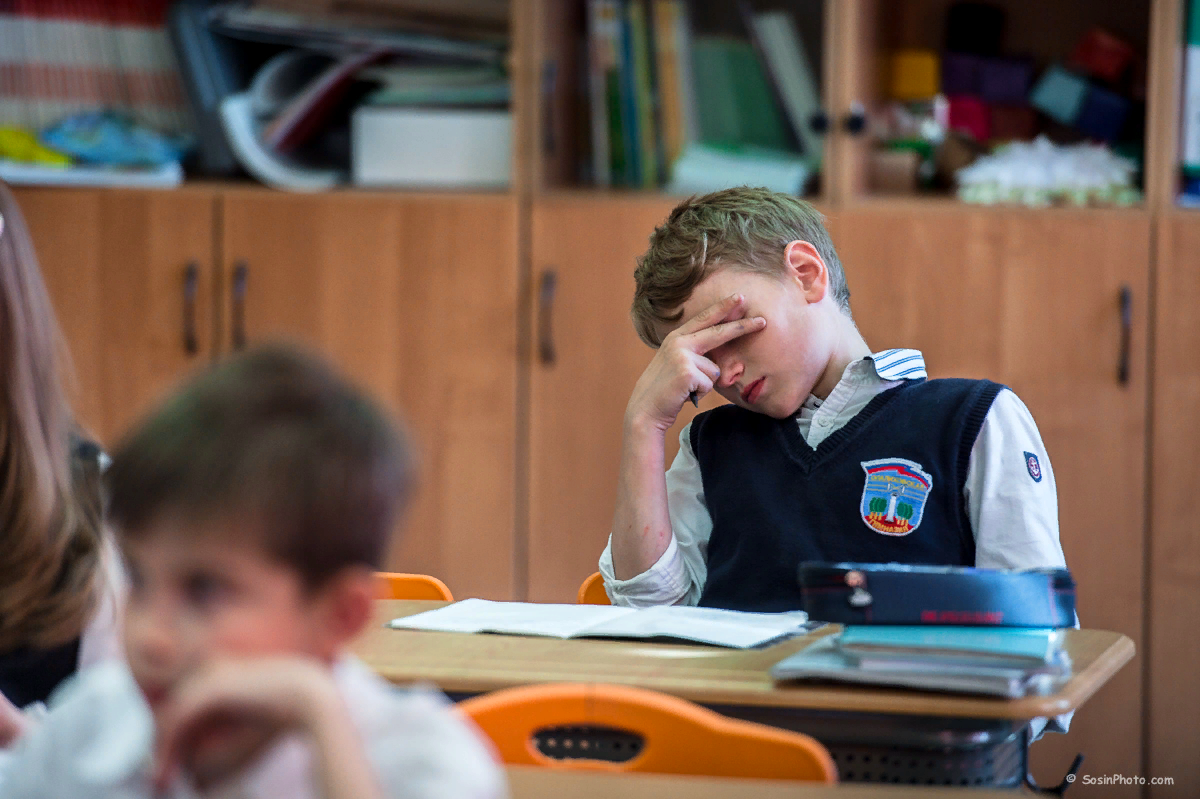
[458,682,836,782]
[376,572,454,601]
[576,572,610,605]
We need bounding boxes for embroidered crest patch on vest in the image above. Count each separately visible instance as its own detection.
[1024,451,1042,482]
[860,458,933,536]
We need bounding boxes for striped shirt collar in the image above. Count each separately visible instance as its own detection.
[866,348,928,381]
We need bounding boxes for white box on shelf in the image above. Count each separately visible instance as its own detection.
[351,106,511,188]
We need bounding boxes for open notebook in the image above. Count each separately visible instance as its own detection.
[388,598,810,649]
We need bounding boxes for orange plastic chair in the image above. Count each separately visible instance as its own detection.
[576,571,610,605]
[458,682,836,782]
[376,572,454,601]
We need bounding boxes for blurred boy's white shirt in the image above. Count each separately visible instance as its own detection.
[0,657,508,799]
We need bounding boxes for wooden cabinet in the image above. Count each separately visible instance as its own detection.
[835,205,1150,795]
[1147,211,1200,796]
[15,187,216,446]
[18,186,520,602]
[221,190,520,601]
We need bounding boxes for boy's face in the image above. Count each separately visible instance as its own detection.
[664,263,835,418]
[122,517,339,782]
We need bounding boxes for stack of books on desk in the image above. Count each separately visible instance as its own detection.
[771,626,1072,699]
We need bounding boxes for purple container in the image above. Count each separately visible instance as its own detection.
[941,52,981,95]
[979,58,1033,105]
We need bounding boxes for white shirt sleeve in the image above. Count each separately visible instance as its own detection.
[599,422,712,607]
[965,389,1066,571]
[964,388,1073,737]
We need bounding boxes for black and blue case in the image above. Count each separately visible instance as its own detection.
[797,562,1076,627]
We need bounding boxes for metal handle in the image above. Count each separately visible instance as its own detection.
[231,261,248,352]
[843,101,867,135]
[182,261,199,355]
[538,269,557,365]
[1117,285,1132,385]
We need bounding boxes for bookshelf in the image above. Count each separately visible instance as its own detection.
[525,0,1188,211]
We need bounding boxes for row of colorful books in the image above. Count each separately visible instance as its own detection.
[586,0,823,190]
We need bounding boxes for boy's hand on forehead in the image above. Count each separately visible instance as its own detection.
[626,293,766,432]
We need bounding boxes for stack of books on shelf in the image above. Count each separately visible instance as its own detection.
[771,626,1072,699]
[182,0,511,189]
[586,0,820,193]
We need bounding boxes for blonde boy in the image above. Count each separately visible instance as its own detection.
[0,346,505,799]
[602,187,1068,613]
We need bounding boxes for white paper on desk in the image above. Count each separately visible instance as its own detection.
[390,599,631,638]
[388,598,808,649]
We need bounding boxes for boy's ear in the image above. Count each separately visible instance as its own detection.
[310,566,377,656]
[784,240,827,304]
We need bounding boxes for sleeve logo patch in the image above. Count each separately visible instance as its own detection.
[1024,451,1043,482]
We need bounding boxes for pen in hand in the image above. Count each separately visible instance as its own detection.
[687,390,699,408]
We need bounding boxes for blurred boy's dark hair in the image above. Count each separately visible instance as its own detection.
[106,344,414,589]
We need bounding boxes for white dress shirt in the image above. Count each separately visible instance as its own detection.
[0,657,508,799]
[600,350,1067,606]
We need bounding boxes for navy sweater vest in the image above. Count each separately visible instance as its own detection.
[691,378,1003,612]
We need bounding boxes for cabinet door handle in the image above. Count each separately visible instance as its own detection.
[1117,285,1132,385]
[182,261,199,355]
[538,269,557,366]
[843,101,867,135]
[231,261,248,351]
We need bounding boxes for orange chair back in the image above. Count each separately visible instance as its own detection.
[458,682,836,782]
[376,572,454,601]
[576,572,610,605]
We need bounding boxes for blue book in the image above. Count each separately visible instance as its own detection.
[616,1,642,186]
[839,626,1065,668]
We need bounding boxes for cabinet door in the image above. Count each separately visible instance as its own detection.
[529,196,731,603]
[221,191,519,601]
[1147,212,1200,797]
[16,187,216,446]
[836,206,1149,794]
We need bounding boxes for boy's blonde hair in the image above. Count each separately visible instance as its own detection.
[631,187,849,347]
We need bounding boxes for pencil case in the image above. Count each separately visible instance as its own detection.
[797,562,1076,627]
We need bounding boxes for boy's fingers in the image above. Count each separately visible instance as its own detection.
[694,355,720,382]
[688,316,766,354]
[674,293,744,336]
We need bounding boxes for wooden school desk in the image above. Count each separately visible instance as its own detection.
[355,601,1135,789]
[504,766,1015,798]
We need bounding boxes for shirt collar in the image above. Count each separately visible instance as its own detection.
[865,349,927,381]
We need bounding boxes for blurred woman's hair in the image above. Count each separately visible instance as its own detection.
[0,182,103,652]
